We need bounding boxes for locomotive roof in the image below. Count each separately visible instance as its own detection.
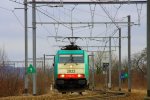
[57,50,84,55]
[61,42,81,50]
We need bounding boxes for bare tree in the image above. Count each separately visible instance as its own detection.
[132,48,147,74]
[0,47,8,67]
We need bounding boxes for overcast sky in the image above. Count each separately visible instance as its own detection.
[0,0,147,61]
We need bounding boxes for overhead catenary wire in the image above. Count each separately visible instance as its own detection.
[37,10,54,36]
[7,0,145,55]
[36,8,71,30]
[9,0,24,5]
[113,4,122,20]
[66,5,109,19]
[58,6,81,22]
[90,0,123,31]
[12,0,126,37]
[136,3,143,25]
[37,3,126,34]
[96,28,119,60]
[90,0,124,50]
[0,6,24,29]
[89,4,96,37]
[9,0,145,31]
[9,0,109,41]
[12,1,126,35]
[37,6,92,31]
[0,6,13,11]
[53,6,93,30]
[99,4,120,29]
[54,24,60,41]
[4,2,52,40]
[12,10,24,27]
[70,4,78,37]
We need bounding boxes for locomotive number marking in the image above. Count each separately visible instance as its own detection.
[67,69,75,73]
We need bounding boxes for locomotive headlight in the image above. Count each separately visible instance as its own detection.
[70,65,73,68]
[78,74,84,78]
[60,74,65,78]
[78,74,81,78]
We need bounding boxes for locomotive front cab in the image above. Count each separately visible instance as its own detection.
[54,50,89,90]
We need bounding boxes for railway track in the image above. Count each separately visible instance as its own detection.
[61,90,128,100]
[0,89,128,100]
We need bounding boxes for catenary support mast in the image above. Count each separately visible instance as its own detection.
[24,0,28,94]
[119,28,121,91]
[109,37,112,89]
[32,0,36,95]
[128,15,131,92]
[147,0,150,97]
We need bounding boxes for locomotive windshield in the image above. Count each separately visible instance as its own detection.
[59,55,84,63]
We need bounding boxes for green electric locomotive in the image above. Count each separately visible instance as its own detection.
[54,43,89,91]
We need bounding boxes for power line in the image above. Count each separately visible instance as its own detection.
[89,4,96,36]
[37,11,54,36]
[0,6,13,11]
[27,1,147,5]
[36,21,135,25]
[136,3,143,25]
[0,6,24,28]
[36,8,71,29]
[99,4,120,29]
[9,0,24,5]
[12,10,24,27]
[66,5,109,19]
